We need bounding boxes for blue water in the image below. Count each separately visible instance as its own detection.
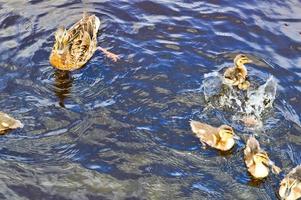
[0,0,300,199]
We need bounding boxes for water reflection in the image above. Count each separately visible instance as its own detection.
[53,70,73,107]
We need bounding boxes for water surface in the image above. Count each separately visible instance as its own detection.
[0,0,300,199]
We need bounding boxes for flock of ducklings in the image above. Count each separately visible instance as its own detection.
[191,53,300,200]
[1,13,300,200]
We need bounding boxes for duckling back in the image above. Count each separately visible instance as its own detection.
[190,120,218,147]
[244,136,260,165]
[244,136,260,154]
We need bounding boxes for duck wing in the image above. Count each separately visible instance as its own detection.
[67,14,100,64]
[68,14,99,43]
[70,31,91,63]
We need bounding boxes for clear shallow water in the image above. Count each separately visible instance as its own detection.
[0,0,300,199]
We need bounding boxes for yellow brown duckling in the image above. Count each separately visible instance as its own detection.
[244,136,281,179]
[279,165,301,200]
[49,13,119,71]
[224,54,252,90]
[0,112,23,134]
[190,120,239,151]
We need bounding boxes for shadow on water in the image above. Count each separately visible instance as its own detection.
[53,70,73,108]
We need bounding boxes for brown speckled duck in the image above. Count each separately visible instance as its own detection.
[190,120,239,151]
[224,54,252,90]
[279,165,301,200]
[50,13,119,71]
[0,112,23,134]
[244,136,281,179]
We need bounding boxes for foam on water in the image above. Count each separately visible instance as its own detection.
[245,76,277,117]
[203,72,278,127]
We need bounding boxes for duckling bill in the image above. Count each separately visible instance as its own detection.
[244,136,281,179]
[0,112,23,134]
[50,13,119,71]
[279,165,301,200]
[224,54,252,90]
[190,120,239,151]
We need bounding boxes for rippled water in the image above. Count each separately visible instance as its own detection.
[0,0,300,199]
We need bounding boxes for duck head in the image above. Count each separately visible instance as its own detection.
[53,27,69,55]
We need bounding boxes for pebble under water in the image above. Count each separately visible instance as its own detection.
[0,0,301,199]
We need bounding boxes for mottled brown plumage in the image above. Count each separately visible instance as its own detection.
[50,13,118,71]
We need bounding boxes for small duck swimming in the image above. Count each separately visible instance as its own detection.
[50,13,119,71]
[244,136,281,179]
[224,54,252,90]
[279,165,301,200]
[190,120,239,151]
[0,112,23,134]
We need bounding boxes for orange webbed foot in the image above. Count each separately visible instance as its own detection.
[97,47,119,62]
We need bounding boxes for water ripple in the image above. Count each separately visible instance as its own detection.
[0,0,300,199]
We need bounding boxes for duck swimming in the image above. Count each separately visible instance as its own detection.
[244,136,281,179]
[279,165,301,200]
[190,120,239,151]
[0,112,23,134]
[49,13,119,71]
[224,54,252,90]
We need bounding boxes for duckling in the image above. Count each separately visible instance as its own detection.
[224,54,252,90]
[279,165,301,200]
[190,120,239,151]
[0,112,23,134]
[49,13,119,71]
[244,136,281,179]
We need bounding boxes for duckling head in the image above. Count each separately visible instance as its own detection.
[53,27,69,55]
[253,151,272,171]
[254,151,269,163]
[250,151,272,177]
[234,54,252,68]
[279,178,300,200]
[218,125,239,140]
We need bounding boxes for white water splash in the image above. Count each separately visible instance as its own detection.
[244,77,277,117]
[203,73,278,124]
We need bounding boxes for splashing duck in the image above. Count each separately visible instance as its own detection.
[279,165,301,200]
[0,112,23,134]
[49,13,119,71]
[190,120,239,151]
[224,54,252,90]
[244,136,281,179]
